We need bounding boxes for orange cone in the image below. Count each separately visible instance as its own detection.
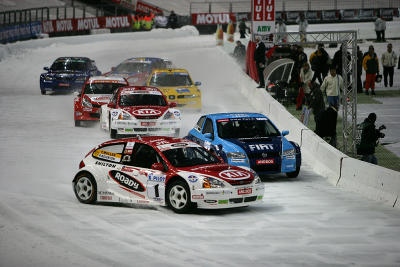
[226,21,234,42]
[216,24,224,46]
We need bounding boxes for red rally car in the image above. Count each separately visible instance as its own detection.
[74,76,128,126]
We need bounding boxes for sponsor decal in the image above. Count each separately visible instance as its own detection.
[124,149,133,155]
[204,200,217,204]
[121,166,137,172]
[257,195,263,200]
[192,194,204,200]
[218,199,228,204]
[188,175,198,183]
[148,173,166,183]
[256,117,268,120]
[248,144,274,151]
[100,195,113,201]
[192,13,236,25]
[109,170,145,192]
[205,191,220,195]
[136,1,163,14]
[286,164,294,168]
[111,111,119,117]
[157,142,200,151]
[173,111,180,117]
[141,122,156,126]
[93,149,121,162]
[98,191,114,195]
[256,159,275,165]
[238,188,252,195]
[95,161,117,168]
[231,158,245,163]
[176,88,190,93]
[137,199,150,204]
[286,155,295,159]
[217,119,230,122]
[126,142,135,149]
[91,96,110,101]
[77,18,100,30]
[132,109,162,116]
[59,83,70,87]
[171,143,189,148]
[219,169,251,180]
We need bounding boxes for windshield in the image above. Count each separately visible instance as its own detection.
[84,82,127,94]
[217,118,280,139]
[119,93,167,106]
[163,147,220,167]
[149,73,192,87]
[51,59,88,72]
[114,62,151,73]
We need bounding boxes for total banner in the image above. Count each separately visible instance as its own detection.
[41,16,132,34]
[252,0,275,41]
[192,13,236,25]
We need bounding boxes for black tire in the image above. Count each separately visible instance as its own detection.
[41,90,46,95]
[73,173,97,204]
[75,120,81,127]
[286,167,300,178]
[166,180,194,213]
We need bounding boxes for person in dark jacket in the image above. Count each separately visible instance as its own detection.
[254,37,266,88]
[239,18,249,39]
[310,43,330,84]
[315,105,338,148]
[307,81,325,125]
[357,113,385,164]
[357,46,363,93]
[362,45,380,95]
[332,44,351,77]
[233,40,246,65]
[168,10,178,29]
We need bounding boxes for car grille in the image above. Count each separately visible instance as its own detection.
[244,196,257,202]
[133,128,147,132]
[90,113,100,118]
[226,178,254,186]
[229,196,257,204]
[92,104,101,108]
[247,151,280,159]
[56,76,75,81]
[134,115,159,120]
[251,162,281,172]
[229,198,243,204]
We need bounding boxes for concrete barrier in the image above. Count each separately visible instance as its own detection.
[339,157,400,208]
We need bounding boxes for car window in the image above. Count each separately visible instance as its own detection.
[119,93,167,106]
[195,116,206,132]
[202,118,214,137]
[129,143,160,169]
[282,63,293,82]
[216,118,280,139]
[92,144,124,163]
[84,82,127,94]
[163,146,220,167]
[149,73,192,87]
[268,65,285,83]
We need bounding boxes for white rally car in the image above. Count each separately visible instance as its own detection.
[72,136,265,213]
[100,86,182,138]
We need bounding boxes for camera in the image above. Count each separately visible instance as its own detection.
[378,124,386,138]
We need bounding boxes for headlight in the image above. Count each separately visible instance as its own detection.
[181,94,197,99]
[227,152,246,159]
[254,175,262,184]
[44,76,54,81]
[203,177,225,188]
[169,95,176,100]
[163,111,175,120]
[82,97,93,108]
[283,148,296,156]
[118,112,133,120]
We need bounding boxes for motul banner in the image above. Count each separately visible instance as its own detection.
[41,16,132,34]
[192,13,236,25]
[251,0,275,41]
[136,1,163,14]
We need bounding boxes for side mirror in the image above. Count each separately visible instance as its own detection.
[151,162,164,171]
[169,102,177,108]
[194,81,201,86]
[73,91,81,97]
[282,130,289,136]
[43,67,49,71]
[204,133,213,140]
[107,103,115,108]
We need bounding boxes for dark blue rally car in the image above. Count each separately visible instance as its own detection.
[186,113,301,177]
[40,57,101,95]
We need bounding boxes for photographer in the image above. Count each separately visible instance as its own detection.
[357,113,386,165]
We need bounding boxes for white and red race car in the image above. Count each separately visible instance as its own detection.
[74,76,128,126]
[100,86,182,138]
[72,136,265,213]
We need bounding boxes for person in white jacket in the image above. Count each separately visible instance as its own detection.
[381,43,398,87]
[296,13,308,42]
[320,66,343,109]
[374,15,386,42]
[275,19,287,42]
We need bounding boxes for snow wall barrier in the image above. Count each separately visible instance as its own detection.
[238,73,400,209]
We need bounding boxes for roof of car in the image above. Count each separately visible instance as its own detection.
[55,57,91,61]
[206,112,268,120]
[151,68,188,74]
[124,57,165,63]
[118,86,162,94]
[88,76,127,83]
[100,136,196,147]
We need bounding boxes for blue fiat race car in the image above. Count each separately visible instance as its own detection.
[40,57,101,95]
[186,113,301,177]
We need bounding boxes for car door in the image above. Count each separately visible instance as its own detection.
[123,142,167,204]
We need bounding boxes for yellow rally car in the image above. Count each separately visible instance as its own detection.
[146,68,201,110]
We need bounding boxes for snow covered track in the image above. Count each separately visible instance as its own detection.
[1,28,400,266]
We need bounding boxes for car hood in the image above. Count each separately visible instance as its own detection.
[120,105,169,118]
[156,85,197,94]
[86,94,112,104]
[178,163,254,185]
[223,137,282,155]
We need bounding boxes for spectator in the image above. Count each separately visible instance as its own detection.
[321,66,343,109]
[296,13,308,42]
[357,113,385,165]
[332,44,351,77]
[238,18,250,39]
[295,46,308,73]
[254,37,266,88]
[381,43,398,88]
[275,19,287,42]
[233,40,246,65]
[297,62,313,110]
[154,12,168,28]
[374,15,386,42]
[310,43,330,84]
[357,46,364,93]
[307,81,325,126]
[168,10,178,29]
[315,105,338,148]
[362,45,380,95]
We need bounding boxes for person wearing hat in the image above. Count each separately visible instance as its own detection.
[320,66,343,110]
[362,45,380,95]
[310,43,330,84]
[381,43,398,88]
[357,113,385,165]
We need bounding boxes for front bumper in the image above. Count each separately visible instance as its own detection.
[112,119,181,136]
[40,79,85,92]
[192,183,264,209]
[166,95,201,109]
[75,106,101,121]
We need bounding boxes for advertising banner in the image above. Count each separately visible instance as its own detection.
[41,16,132,34]
[0,22,42,44]
[251,0,275,41]
[192,13,236,25]
[136,1,163,14]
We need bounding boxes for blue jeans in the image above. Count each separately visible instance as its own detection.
[327,95,339,108]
